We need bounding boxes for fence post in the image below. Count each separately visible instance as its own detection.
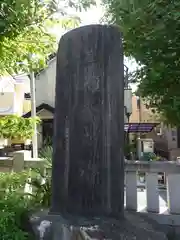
[146,172,159,213]
[125,171,137,211]
[13,150,29,172]
[167,173,180,214]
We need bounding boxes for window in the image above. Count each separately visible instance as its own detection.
[136,97,140,109]
[172,129,176,137]
[155,125,162,135]
[172,129,176,141]
[24,93,31,99]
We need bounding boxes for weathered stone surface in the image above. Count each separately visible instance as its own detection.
[51,24,124,217]
[30,210,168,240]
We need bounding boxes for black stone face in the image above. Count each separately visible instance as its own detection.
[51,25,124,217]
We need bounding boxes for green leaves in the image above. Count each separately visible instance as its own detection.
[0,0,57,74]
[0,24,57,74]
[104,0,180,126]
[0,0,57,39]
[0,115,41,139]
[0,0,94,74]
[0,171,32,240]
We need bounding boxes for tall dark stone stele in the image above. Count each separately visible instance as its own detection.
[51,25,124,217]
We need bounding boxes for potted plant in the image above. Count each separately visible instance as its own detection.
[10,116,41,145]
[18,116,41,145]
[124,143,136,160]
[0,115,41,145]
[0,117,9,147]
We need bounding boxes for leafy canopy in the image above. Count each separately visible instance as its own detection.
[0,0,56,39]
[0,0,94,74]
[104,0,180,126]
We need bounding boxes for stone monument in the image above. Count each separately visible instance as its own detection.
[30,25,167,240]
[51,24,124,218]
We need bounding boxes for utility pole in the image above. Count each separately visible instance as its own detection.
[124,64,132,148]
[124,65,129,88]
[29,71,38,158]
[17,57,38,158]
[17,42,51,158]
[124,65,132,121]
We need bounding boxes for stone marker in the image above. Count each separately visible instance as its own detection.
[51,24,124,217]
[30,25,168,240]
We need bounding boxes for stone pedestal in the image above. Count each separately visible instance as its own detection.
[30,211,168,240]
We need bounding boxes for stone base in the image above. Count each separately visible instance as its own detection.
[29,210,168,240]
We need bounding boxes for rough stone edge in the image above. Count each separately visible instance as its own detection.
[28,210,171,240]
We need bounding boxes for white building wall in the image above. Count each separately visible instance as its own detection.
[35,58,56,107]
[0,75,28,115]
[163,127,177,150]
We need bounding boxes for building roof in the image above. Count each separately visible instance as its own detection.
[0,73,30,88]
[34,52,56,77]
[12,73,30,84]
[0,75,16,91]
[23,103,54,118]
[124,122,159,133]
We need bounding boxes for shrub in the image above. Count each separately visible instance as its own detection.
[0,145,53,238]
[0,171,33,239]
[0,192,33,240]
[0,115,41,140]
[0,171,28,197]
[30,145,53,207]
[39,145,52,169]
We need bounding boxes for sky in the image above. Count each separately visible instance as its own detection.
[79,2,104,25]
[54,2,138,91]
[79,3,138,91]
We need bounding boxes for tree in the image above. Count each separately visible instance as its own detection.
[0,18,80,74]
[0,0,54,38]
[104,0,180,126]
[0,0,94,74]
